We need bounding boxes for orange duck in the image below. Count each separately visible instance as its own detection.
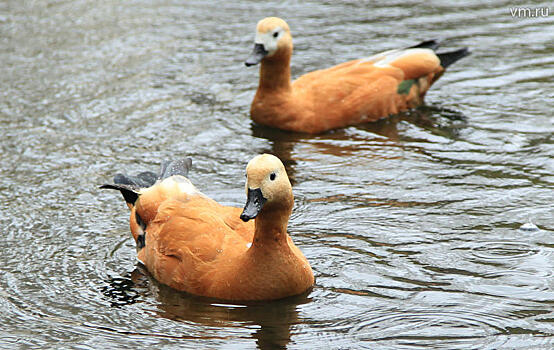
[245,17,470,134]
[101,155,314,301]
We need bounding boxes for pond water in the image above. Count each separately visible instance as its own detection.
[0,0,553,348]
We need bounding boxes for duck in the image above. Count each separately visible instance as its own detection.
[245,17,470,134]
[100,155,314,300]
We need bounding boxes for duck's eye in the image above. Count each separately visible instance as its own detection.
[270,172,276,181]
[273,32,278,38]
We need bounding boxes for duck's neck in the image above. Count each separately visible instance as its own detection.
[258,49,292,92]
[252,206,292,247]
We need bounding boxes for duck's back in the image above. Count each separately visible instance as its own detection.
[136,192,255,294]
[287,48,445,132]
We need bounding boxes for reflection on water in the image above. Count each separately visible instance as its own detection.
[101,273,143,308]
[0,0,553,348]
[252,105,468,187]
[101,266,311,349]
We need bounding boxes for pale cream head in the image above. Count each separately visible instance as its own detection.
[245,154,292,204]
[254,17,292,57]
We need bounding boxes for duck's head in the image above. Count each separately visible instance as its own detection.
[245,17,292,67]
[240,154,293,222]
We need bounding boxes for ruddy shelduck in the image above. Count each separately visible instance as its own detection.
[101,155,314,300]
[245,17,470,134]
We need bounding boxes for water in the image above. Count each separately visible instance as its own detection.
[0,0,553,348]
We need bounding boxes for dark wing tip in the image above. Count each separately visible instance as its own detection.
[99,184,117,190]
[99,183,139,205]
[113,172,156,189]
[408,39,441,51]
[101,157,194,205]
[437,47,471,69]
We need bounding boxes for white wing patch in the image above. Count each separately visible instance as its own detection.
[358,48,435,68]
[142,175,198,197]
[358,49,398,64]
[172,176,198,195]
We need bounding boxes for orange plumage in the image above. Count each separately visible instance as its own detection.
[245,17,469,134]
[101,155,314,301]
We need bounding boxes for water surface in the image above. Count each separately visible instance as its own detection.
[0,0,553,348]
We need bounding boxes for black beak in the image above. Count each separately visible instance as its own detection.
[240,188,267,222]
[245,43,268,67]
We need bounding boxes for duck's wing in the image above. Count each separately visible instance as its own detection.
[295,40,469,93]
[291,45,468,130]
[101,159,195,245]
[138,196,253,293]
[100,159,192,206]
[294,48,441,90]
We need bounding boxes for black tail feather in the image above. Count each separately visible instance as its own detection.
[437,48,470,69]
[100,158,193,205]
[408,39,441,51]
[99,183,139,205]
[407,40,470,69]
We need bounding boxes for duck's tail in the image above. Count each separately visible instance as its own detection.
[100,159,193,250]
[407,39,441,51]
[437,47,471,69]
[408,40,470,69]
[100,159,193,207]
